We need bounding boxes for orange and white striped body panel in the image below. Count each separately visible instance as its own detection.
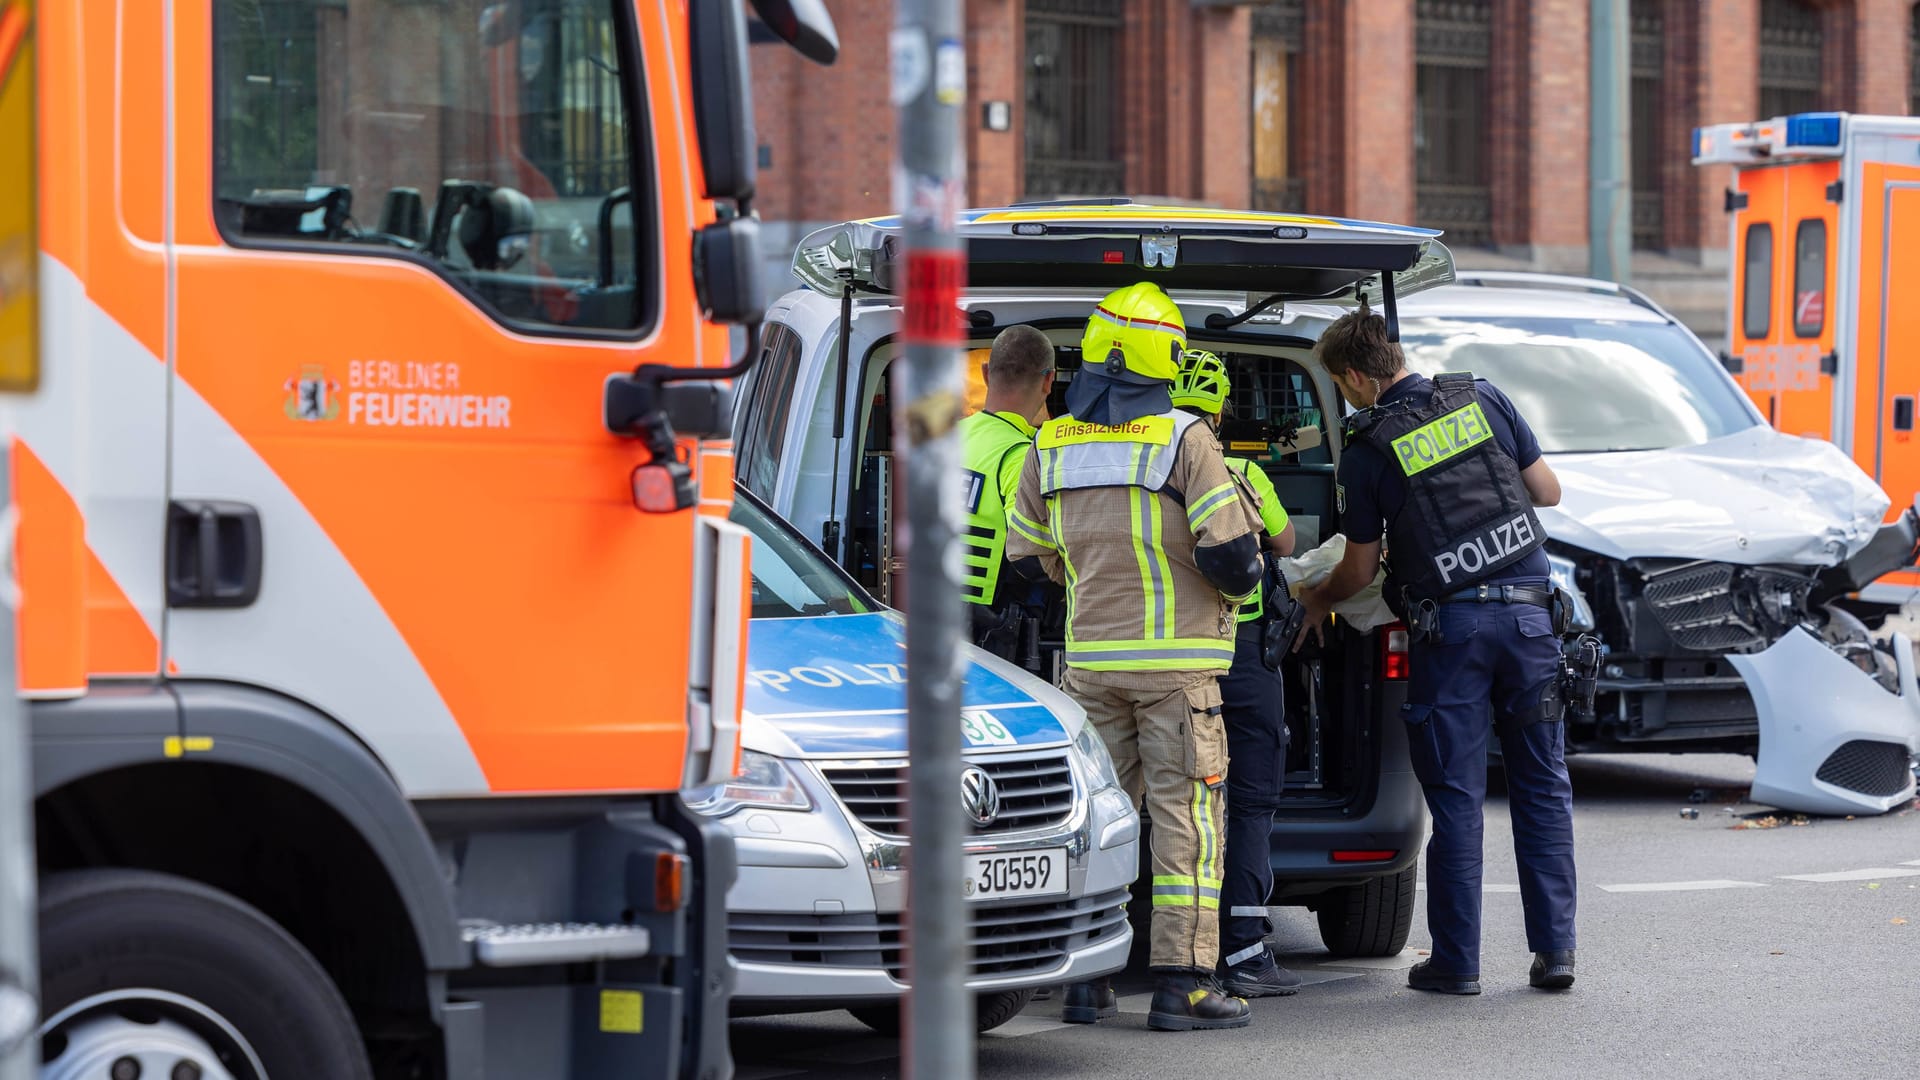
[19,0,748,797]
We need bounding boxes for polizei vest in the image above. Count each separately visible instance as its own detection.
[1350,372,1545,601]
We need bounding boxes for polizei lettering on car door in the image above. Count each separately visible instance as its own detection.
[1433,512,1538,585]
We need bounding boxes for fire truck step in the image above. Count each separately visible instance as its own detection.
[461,922,653,967]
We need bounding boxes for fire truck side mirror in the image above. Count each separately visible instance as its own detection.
[693,215,765,326]
[691,0,758,203]
[747,0,841,65]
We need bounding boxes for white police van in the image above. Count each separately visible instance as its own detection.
[735,202,1452,959]
[696,487,1139,1032]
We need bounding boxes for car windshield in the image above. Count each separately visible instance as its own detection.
[728,494,872,619]
[1396,316,1759,453]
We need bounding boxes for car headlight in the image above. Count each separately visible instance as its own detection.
[1546,555,1597,633]
[684,750,811,817]
[1070,722,1120,793]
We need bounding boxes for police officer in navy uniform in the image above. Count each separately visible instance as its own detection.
[1296,307,1577,994]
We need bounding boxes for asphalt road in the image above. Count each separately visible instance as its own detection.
[729,753,1920,1080]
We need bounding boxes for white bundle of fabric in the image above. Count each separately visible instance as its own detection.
[1275,534,1398,633]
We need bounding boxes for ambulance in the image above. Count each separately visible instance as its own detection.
[5,1,836,1077]
[1693,111,1920,605]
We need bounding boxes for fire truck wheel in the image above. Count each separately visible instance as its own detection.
[36,868,373,1080]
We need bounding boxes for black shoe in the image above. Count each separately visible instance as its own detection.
[1529,950,1576,990]
[1220,948,1304,998]
[1147,972,1252,1031]
[1059,979,1117,1024]
[1407,959,1481,996]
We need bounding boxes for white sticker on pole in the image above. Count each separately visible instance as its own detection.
[890,29,929,107]
[934,38,966,105]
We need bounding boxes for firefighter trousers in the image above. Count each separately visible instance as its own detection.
[1064,669,1229,972]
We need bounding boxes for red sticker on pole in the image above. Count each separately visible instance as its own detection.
[902,249,966,345]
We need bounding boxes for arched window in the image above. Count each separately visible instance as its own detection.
[1250,0,1306,213]
[1024,0,1125,198]
[1630,0,1664,250]
[1759,0,1823,117]
[1414,0,1493,248]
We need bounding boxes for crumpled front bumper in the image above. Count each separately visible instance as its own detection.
[1730,627,1920,816]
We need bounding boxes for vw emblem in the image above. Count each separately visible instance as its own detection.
[960,765,1001,828]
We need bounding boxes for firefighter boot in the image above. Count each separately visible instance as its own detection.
[1059,980,1118,1024]
[1147,972,1252,1031]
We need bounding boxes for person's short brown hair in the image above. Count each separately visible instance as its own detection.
[987,324,1056,388]
[1316,309,1406,381]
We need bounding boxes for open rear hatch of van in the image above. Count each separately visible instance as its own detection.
[790,202,1456,316]
[789,202,1457,822]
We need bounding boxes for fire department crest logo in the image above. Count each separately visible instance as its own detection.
[284,365,341,422]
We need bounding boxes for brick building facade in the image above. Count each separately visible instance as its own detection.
[750,0,1920,290]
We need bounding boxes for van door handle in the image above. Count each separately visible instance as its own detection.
[167,500,263,608]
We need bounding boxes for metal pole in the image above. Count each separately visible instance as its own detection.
[1589,0,1632,283]
[0,445,36,1080]
[0,0,38,1069]
[892,0,973,1074]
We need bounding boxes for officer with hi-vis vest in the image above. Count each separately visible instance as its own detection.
[1169,349,1304,1000]
[958,324,1058,663]
[1295,307,1578,996]
[1005,282,1268,1032]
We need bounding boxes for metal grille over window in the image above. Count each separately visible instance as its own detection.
[1629,0,1664,250]
[212,0,646,333]
[1024,0,1125,198]
[820,749,1077,837]
[1759,0,1824,119]
[1911,5,1920,114]
[1414,0,1493,248]
[1250,0,1306,214]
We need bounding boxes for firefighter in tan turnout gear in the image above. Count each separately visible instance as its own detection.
[1005,282,1268,1032]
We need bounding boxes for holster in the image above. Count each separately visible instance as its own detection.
[1259,558,1303,671]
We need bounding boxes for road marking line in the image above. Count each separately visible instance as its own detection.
[980,1014,1076,1039]
[1312,953,1418,971]
[788,1040,903,1065]
[1902,859,1920,867]
[1416,883,1520,892]
[1290,968,1367,987]
[1597,880,1767,893]
[1779,867,1920,883]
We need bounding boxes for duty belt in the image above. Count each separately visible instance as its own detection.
[1438,583,1554,608]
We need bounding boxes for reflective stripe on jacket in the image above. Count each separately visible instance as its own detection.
[1008,411,1260,672]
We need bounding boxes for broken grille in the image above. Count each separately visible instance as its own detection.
[729,887,1131,980]
[820,749,1077,838]
[1636,560,1815,654]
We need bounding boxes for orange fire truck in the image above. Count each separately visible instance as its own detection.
[6,1,836,1076]
[1694,111,1920,603]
